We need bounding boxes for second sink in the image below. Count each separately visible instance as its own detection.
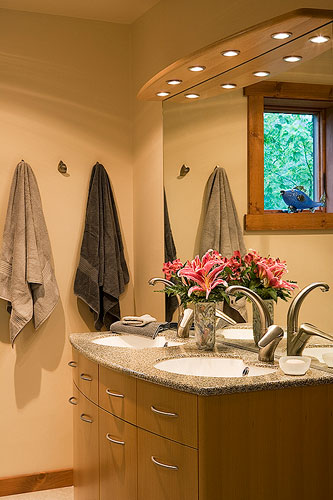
[154,356,276,378]
[93,335,185,349]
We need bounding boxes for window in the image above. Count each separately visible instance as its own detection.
[264,110,322,211]
[244,81,333,230]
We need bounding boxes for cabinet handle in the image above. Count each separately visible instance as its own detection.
[106,433,125,445]
[80,373,93,382]
[80,413,93,424]
[151,456,178,470]
[151,406,178,418]
[68,396,78,405]
[106,389,124,398]
[68,361,77,368]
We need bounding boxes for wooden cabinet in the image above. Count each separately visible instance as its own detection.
[137,379,197,448]
[71,348,333,500]
[99,365,136,424]
[99,408,137,500]
[73,384,99,500]
[138,428,198,500]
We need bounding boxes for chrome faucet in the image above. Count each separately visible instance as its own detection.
[148,277,190,337]
[287,282,332,355]
[149,277,236,338]
[226,285,283,362]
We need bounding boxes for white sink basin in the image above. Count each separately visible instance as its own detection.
[92,335,184,349]
[302,346,333,363]
[220,328,254,340]
[220,327,287,341]
[154,357,276,378]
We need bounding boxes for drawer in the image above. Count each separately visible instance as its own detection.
[99,408,137,500]
[73,350,98,403]
[99,366,136,424]
[69,348,79,386]
[138,428,198,500]
[137,379,197,448]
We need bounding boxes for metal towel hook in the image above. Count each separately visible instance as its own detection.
[58,160,68,174]
[178,164,190,178]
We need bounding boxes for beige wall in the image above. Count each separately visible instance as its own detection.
[0,9,133,476]
[1,0,333,481]
[163,91,333,330]
[132,0,333,323]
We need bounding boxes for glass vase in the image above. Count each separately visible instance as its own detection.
[252,299,274,346]
[194,302,216,350]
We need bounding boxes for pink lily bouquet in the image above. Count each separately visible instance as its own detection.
[221,250,297,302]
[162,250,229,306]
[162,249,296,305]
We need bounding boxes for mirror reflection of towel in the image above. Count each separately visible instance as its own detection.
[164,191,178,322]
[199,166,247,322]
[199,166,246,258]
[74,163,129,330]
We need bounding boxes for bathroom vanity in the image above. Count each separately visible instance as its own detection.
[69,332,333,500]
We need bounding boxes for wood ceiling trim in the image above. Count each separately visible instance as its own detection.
[137,9,333,102]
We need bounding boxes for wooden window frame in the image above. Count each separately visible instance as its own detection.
[244,81,333,231]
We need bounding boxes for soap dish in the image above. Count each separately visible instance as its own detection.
[322,352,333,368]
[279,356,311,376]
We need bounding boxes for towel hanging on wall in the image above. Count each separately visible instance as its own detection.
[0,161,59,345]
[199,166,246,258]
[74,162,129,329]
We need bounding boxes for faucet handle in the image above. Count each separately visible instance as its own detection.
[257,325,284,363]
[258,325,284,348]
[299,322,333,342]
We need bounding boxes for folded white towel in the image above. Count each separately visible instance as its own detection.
[121,314,157,327]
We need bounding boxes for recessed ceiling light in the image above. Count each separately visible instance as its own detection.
[185,93,200,99]
[167,79,182,85]
[156,91,170,97]
[283,55,302,62]
[309,35,330,44]
[188,65,206,72]
[271,32,292,40]
[253,71,270,77]
[221,83,237,89]
[221,50,240,57]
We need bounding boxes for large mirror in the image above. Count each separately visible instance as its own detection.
[163,25,333,363]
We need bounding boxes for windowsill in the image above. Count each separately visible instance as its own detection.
[245,212,333,231]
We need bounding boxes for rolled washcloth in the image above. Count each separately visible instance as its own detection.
[111,321,168,338]
[121,314,156,327]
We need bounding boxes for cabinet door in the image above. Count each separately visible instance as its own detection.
[138,428,198,500]
[99,408,137,500]
[99,366,137,424]
[73,387,99,500]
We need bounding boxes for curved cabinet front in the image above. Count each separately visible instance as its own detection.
[99,407,137,500]
[73,385,99,500]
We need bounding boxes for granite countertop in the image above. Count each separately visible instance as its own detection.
[69,330,333,396]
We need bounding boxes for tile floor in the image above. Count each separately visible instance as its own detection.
[1,487,73,499]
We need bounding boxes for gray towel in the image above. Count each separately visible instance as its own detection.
[199,166,247,323]
[111,321,168,339]
[0,161,59,345]
[199,166,246,258]
[74,163,129,330]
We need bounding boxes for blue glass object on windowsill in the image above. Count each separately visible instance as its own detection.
[280,186,326,213]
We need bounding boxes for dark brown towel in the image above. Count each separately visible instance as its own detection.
[74,163,129,329]
[164,190,178,322]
